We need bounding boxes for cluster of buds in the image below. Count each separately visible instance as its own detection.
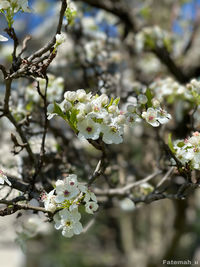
[135,25,173,53]
[149,77,186,102]
[150,78,200,106]
[42,174,98,238]
[47,89,171,144]
[173,132,200,170]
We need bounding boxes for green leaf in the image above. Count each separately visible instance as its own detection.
[70,108,79,125]
[145,88,153,107]
[140,7,150,19]
[107,97,114,108]
[113,97,120,106]
[177,141,185,148]
[53,102,64,117]
[168,133,176,154]
[65,7,77,26]
[26,101,33,111]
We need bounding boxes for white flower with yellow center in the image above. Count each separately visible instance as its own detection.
[101,124,123,144]
[126,113,141,127]
[54,208,83,238]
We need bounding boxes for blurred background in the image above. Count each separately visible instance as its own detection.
[1,0,200,267]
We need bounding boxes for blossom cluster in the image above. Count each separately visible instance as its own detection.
[47,89,171,144]
[150,77,200,106]
[0,0,30,27]
[149,77,186,102]
[0,0,29,11]
[48,90,126,144]
[135,26,173,53]
[126,92,171,128]
[173,132,200,170]
[42,174,98,238]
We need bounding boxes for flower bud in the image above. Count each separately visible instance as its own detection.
[84,103,92,113]
[47,104,54,113]
[103,115,111,124]
[100,94,109,106]
[152,98,160,108]
[63,100,72,111]
[127,105,136,113]
[108,105,117,113]
[64,91,77,102]
[77,113,85,121]
[117,115,126,124]
[138,94,147,104]
[56,33,66,45]
[77,89,87,102]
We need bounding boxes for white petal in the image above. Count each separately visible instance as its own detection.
[0,35,8,42]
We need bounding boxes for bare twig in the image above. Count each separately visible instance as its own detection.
[156,167,174,188]
[28,0,67,61]
[94,170,162,196]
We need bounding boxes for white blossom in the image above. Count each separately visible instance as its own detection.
[54,208,83,237]
[77,118,101,140]
[174,132,200,170]
[56,33,66,45]
[85,201,99,214]
[42,189,57,213]
[101,124,123,144]
[0,170,11,186]
[142,108,159,127]
[55,177,79,203]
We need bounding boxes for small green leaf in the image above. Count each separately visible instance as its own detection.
[145,88,153,107]
[70,108,79,125]
[168,133,176,154]
[107,97,114,108]
[177,141,185,148]
[113,97,120,106]
[26,101,33,111]
[53,102,64,117]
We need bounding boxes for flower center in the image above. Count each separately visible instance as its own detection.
[64,190,70,196]
[111,126,117,133]
[70,181,74,186]
[129,116,134,122]
[89,205,93,209]
[148,116,154,121]
[65,221,71,227]
[86,127,92,133]
[94,106,99,112]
